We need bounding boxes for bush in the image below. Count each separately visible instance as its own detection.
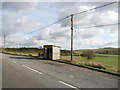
[29,53,32,56]
[80,50,95,61]
[78,61,106,69]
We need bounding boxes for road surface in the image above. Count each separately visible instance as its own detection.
[1,53,119,89]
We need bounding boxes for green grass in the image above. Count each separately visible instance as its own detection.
[5,48,43,55]
[61,54,119,73]
[93,54,118,68]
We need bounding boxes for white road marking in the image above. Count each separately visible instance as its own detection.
[59,81,77,89]
[21,65,42,74]
[11,61,17,63]
[70,69,75,70]
[69,75,74,78]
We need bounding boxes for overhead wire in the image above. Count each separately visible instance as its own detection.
[24,1,118,35]
[2,1,119,48]
[78,23,119,30]
[23,2,59,13]
[72,1,118,16]
[26,16,70,35]
[14,2,59,14]
[2,2,59,37]
[2,1,119,36]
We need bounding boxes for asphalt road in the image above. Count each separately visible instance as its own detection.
[1,53,119,89]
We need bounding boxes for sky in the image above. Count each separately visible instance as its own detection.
[0,0,119,50]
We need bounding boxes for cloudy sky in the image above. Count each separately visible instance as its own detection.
[0,0,119,49]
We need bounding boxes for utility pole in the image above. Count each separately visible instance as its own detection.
[71,15,73,61]
[3,35,6,51]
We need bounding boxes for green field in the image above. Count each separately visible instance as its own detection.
[61,54,119,73]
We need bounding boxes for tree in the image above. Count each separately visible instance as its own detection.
[80,50,95,61]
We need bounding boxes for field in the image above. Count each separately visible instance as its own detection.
[61,54,119,73]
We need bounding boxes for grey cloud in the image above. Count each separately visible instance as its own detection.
[20,41,37,47]
[2,13,18,36]
[105,40,118,46]
[50,29,70,40]
[51,2,118,27]
[74,39,118,49]
[2,2,38,12]
[74,28,100,39]
[1,2,118,49]
[2,12,41,36]
[36,28,70,42]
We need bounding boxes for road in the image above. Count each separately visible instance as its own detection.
[1,53,119,89]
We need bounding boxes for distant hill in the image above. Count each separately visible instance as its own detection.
[72,48,119,55]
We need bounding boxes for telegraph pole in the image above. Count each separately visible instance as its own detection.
[71,15,73,61]
[3,35,6,51]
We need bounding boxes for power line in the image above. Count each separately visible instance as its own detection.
[23,2,59,13]
[24,1,118,35]
[3,1,118,37]
[72,1,118,16]
[78,23,119,30]
[14,2,58,14]
[3,2,58,14]
[26,16,70,35]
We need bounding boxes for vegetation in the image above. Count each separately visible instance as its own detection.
[3,48,43,56]
[80,50,95,61]
[61,54,119,73]
[92,48,119,55]
[1,47,119,74]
